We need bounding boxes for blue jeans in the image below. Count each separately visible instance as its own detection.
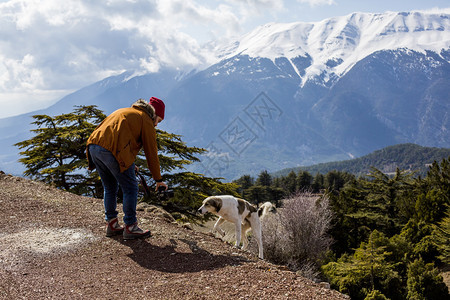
[88,144,138,225]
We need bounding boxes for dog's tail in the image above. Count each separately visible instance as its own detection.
[258,202,277,219]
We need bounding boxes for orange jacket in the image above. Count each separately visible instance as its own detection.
[86,100,162,181]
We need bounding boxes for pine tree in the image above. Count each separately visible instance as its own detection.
[324,170,348,192]
[284,170,298,195]
[322,230,402,300]
[15,105,106,196]
[434,207,450,264]
[297,170,313,191]
[349,167,414,236]
[415,157,450,224]
[233,174,254,195]
[244,185,268,206]
[328,167,414,257]
[425,157,450,198]
[256,170,272,186]
[406,258,449,300]
[312,172,324,193]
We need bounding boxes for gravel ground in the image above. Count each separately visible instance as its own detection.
[0,172,349,299]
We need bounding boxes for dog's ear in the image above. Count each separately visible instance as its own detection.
[209,197,223,213]
[246,202,257,213]
[237,198,256,214]
[237,198,246,215]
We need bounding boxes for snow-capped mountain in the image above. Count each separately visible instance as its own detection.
[216,10,450,86]
[0,10,449,180]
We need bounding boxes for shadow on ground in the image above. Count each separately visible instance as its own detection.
[112,235,250,273]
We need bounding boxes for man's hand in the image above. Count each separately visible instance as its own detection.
[155,181,168,191]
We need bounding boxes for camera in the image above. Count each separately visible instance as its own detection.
[157,186,174,200]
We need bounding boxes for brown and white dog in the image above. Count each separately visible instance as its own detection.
[198,195,274,260]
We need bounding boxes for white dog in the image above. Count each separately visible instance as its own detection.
[258,201,277,221]
[198,196,275,260]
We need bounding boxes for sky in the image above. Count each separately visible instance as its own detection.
[0,0,449,119]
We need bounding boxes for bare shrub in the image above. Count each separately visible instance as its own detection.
[260,210,284,262]
[294,260,321,281]
[262,192,333,280]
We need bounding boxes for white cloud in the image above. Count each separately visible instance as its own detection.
[297,0,336,7]
[223,0,285,22]
[224,0,284,11]
[0,54,42,91]
[0,0,254,117]
[0,0,295,118]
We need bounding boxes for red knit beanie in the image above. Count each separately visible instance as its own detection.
[149,97,165,120]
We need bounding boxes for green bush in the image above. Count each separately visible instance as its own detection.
[406,258,449,300]
[322,231,403,300]
[365,290,388,300]
[434,207,450,264]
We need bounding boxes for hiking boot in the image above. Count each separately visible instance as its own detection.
[123,222,151,240]
[106,218,124,237]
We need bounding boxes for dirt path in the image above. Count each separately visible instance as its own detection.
[0,173,348,299]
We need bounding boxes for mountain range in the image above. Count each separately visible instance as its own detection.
[272,143,450,178]
[0,10,449,180]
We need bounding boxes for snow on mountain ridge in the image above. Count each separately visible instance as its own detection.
[224,10,450,86]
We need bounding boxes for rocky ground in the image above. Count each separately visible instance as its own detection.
[0,172,349,299]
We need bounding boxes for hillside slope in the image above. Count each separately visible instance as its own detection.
[0,172,346,299]
[274,143,450,177]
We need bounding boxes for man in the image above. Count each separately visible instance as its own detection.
[86,97,168,239]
